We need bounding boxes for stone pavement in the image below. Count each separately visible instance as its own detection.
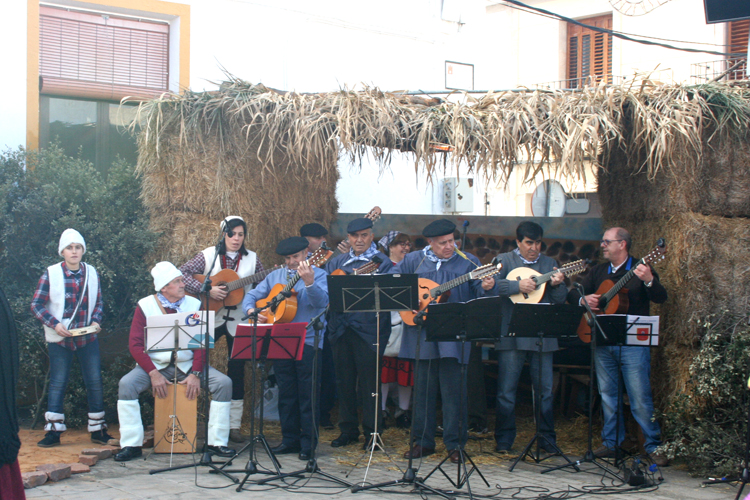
[23,443,741,500]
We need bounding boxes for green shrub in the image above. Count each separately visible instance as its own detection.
[659,310,750,476]
[0,145,159,427]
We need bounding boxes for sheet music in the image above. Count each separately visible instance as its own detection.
[145,311,215,351]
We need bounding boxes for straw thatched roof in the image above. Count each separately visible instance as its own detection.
[135,77,750,191]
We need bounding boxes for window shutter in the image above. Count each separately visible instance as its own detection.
[39,6,169,101]
[727,20,749,81]
[567,15,613,88]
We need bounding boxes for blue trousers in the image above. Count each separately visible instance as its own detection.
[595,345,661,453]
[274,344,321,452]
[494,349,555,449]
[47,339,104,414]
[413,358,467,451]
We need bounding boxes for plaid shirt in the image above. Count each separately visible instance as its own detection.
[30,262,104,350]
[180,251,264,295]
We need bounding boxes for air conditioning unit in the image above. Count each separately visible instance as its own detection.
[442,178,474,213]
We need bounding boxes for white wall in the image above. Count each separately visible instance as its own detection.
[0,2,29,150]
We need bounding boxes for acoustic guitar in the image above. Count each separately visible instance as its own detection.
[577,239,667,342]
[254,248,333,324]
[189,266,279,312]
[508,259,587,304]
[399,263,503,326]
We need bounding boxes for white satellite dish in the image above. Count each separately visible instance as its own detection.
[531,180,566,217]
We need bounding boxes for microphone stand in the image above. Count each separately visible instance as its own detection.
[150,234,237,483]
[542,284,621,479]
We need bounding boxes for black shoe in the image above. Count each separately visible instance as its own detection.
[271,443,301,455]
[468,422,488,434]
[114,446,142,462]
[320,417,335,430]
[207,445,236,457]
[37,431,61,448]
[299,450,312,461]
[495,442,512,453]
[394,411,411,429]
[331,433,359,448]
[91,429,113,445]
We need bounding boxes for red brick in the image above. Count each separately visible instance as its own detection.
[36,463,71,481]
[68,463,91,474]
[100,444,120,452]
[78,454,98,466]
[81,448,112,459]
[22,471,48,489]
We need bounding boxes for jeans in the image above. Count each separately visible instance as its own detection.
[494,349,555,449]
[595,346,661,453]
[47,340,104,414]
[413,358,468,451]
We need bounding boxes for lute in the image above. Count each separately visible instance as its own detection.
[508,259,587,304]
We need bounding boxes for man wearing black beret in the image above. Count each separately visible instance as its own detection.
[242,236,329,461]
[324,218,394,449]
[390,219,497,463]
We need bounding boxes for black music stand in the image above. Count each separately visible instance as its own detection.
[420,297,503,498]
[505,303,583,472]
[224,322,306,489]
[542,287,622,479]
[327,273,418,488]
[143,313,214,463]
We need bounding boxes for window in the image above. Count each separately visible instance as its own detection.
[39,97,140,172]
[567,14,613,89]
[727,20,749,81]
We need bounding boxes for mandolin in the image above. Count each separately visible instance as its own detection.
[330,257,383,276]
[254,248,333,324]
[577,239,667,342]
[508,259,587,304]
[400,263,503,326]
[189,266,279,312]
[323,206,383,259]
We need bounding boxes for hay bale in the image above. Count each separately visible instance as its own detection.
[600,134,750,220]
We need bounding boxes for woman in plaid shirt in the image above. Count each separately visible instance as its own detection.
[30,228,111,448]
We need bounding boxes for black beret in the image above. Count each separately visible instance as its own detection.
[276,236,310,256]
[299,223,328,237]
[422,219,457,238]
[346,218,373,234]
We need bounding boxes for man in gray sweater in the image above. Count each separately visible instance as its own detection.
[492,221,566,453]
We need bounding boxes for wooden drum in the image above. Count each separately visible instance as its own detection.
[154,383,197,453]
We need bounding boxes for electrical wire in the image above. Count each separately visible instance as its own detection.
[500,0,743,57]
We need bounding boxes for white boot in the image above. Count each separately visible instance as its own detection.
[207,400,231,447]
[44,411,66,432]
[230,400,243,430]
[117,400,144,448]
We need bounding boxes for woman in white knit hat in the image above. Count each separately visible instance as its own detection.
[30,228,111,447]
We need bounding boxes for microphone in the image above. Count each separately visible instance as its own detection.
[462,220,470,228]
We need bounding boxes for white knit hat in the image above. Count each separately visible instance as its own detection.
[151,261,183,292]
[58,228,86,256]
[220,215,244,232]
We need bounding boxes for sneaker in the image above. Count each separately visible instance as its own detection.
[37,431,61,448]
[91,429,113,445]
[648,451,669,467]
[229,429,248,444]
[593,445,616,458]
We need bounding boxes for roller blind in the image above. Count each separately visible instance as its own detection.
[39,5,169,101]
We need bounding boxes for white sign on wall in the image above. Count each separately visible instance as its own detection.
[445,61,474,91]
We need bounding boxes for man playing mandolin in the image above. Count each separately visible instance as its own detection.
[568,227,668,466]
[242,237,329,461]
[491,221,566,454]
[324,218,394,449]
[394,219,497,464]
[179,216,264,443]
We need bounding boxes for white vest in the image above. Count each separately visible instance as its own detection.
[138,295,201,374]
[43,262,99,343]
[201,247,257,336]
